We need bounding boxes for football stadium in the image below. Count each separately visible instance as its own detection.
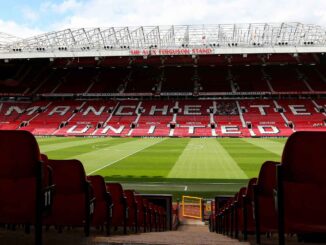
[0,19,326,245]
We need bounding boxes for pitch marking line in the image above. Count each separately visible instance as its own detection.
[87,139,166,175]
[123,183,187,188]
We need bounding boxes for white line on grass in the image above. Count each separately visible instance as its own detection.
[87,139,165,175]
[123,183,187,188]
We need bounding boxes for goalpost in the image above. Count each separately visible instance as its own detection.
[182,195,203,220]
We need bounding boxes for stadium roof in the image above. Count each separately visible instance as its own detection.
[0,22,325,59]
[0,32,21,49]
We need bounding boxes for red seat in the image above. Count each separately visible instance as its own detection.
[242,178,257,240]
[134,195,145,232]
[45,159,94,236]
[276,131,326,245]
[0,130,51,245]
[149,203,159,232]
[87,175,112,235]
[253,161,278,244]
[40,154,55,211]
[142,198,153,231]
[124,190,138,232]
[106,183,127,234]
[234,187,247,239]
[157,206,167,231]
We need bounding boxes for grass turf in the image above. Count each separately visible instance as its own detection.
[37,137,287,199]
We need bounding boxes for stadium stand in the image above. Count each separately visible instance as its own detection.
[0,51,325,138]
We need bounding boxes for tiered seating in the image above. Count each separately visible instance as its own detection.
[36,69,70,93]
[198,67,231,92]
[213,101,248,136]
[297,53,316,64]
[174,100,212,137]
[0,102,31,130]
[162,67,194,92]
[276,99,326,131]
[88,68,127,93]
[0,131,54,245]
[240,99,293,137]
[0,61,31,94]
[0,99,325,137]
[231,67,270,92]
[60,100,118,136]
[133,100,174,137]
[125,68,159,93]
[23,100,83,135]
[266,66,309,92]
[299,66,326,91]
[55,68,97,93]
[212,131,326,245]
[0,130,170,244]
[276,131,326,245]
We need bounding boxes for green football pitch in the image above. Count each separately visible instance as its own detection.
[37,137,287,199]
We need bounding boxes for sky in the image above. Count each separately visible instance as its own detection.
[0,0,325,38]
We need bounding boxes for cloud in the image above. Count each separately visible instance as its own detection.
[41,0,83,14]
[50,0,326,30]
[2,0,326,38]
[0,19,42,38]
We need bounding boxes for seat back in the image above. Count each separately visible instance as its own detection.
[236,187,247,206]
[48,159,86,194]
[246,178,257,201]
[87,175,107,202]
[124,190,137,227]
[0,130,40,178]
[281,131,326,184]
[106,183,124,203]
[257,161,278,195]
[124,190,137,208]
[106,183,126,227]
